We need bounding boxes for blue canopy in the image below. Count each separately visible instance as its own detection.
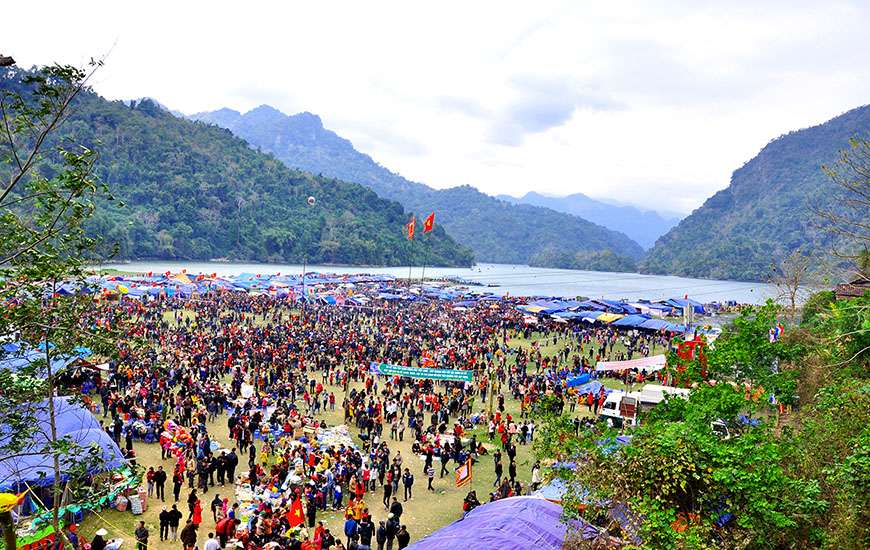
[566,373,591,387]
[599,300,638,314]
[531,478,570,502]
[639,318,671,331]
[524,300,571,314]
[612,314,651,328]
[0,344,89,374]
[596,435,634,455]
[552,311,586,320]
[572,381,614,395]
[664,298,706,314]
[407,497,570,550]
[0,396,125,490]
[577,310,603,320]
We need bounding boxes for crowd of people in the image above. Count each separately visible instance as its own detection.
[55,285,680,550]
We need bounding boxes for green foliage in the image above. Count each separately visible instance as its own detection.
[1,61,127,543]
[191,106,645,268]
[705,301,803,394]
[0,69,473,267]
[811,293,870,367]
[642,106,870,281]
[801,290,836,325]
[538,295,870,548]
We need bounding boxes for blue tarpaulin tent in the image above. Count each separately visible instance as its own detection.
[639,318,671,331]
[552,311,586,320]
[531,478,571,502]
[664,298,706,314]
[0,344,90,374]
[575,300,606,311]
[577,311,603,320]
[612,314,651,328]
[599,300,639,314]
[566,373,591,387]
[0,396,125,490]
[523,300,570,314]
[572,381,613,395]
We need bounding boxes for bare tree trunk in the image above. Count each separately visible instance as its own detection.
[0,511,16,550]
[44,279,65,547]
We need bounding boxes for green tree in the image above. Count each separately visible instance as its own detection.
[0,60,125,549]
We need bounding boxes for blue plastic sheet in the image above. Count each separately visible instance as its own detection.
[0,396,125,490]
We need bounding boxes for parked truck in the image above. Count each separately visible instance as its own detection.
[599,384,691,427]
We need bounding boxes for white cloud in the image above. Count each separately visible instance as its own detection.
[5,0,869,214]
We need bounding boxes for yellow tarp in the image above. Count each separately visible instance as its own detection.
[170,273,192,284]
[597,313,625,324]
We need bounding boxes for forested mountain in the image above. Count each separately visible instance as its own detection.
[497,191,680,249]
[190,106,645,265]
[1,68,474,267]
[642,105,870,281]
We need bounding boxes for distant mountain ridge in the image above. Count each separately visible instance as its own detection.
[1,68,473,267]
[641,104,870,281]
[497,191,680,249]
[189,106,645,267]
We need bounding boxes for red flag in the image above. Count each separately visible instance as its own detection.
[455,458,473,487]
[285,498,304,527]
[406,216,416,240]
[423,212,435,233]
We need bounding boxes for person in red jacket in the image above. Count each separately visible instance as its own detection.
[192,498,203,526]
[214,517,238,547]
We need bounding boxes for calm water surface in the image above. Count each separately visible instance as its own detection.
[107,261,779,305]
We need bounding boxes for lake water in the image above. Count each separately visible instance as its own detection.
[107,261,780,304]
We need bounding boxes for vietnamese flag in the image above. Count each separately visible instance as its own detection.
[406,216,416,240]
[285,498,305,527]
[423,212,435,233]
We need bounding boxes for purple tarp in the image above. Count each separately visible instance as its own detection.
[406,496,569,550]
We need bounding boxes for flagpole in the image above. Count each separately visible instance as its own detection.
[420,212,434,284]
[420,234,427,284]
[407,216,415,289]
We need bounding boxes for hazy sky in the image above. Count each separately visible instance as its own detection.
[6,1,869,214]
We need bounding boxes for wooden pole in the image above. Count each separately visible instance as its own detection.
[420,233,427,284]
[301,256,307,321]
[1,511,16,550]
[407,232,413,288]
